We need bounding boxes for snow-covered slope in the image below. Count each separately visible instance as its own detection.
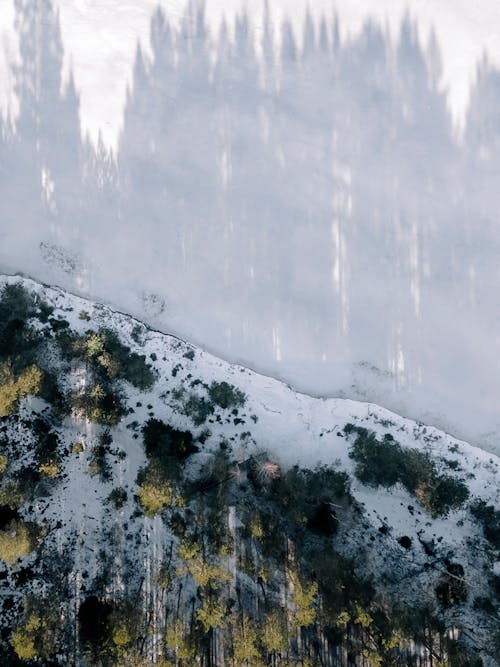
[0,276,498,664]
[2,1,500,458]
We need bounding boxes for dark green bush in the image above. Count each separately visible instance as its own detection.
[108,487,127,509]
[0,284,42,366]
[58,328,156,390]
[70,383,125,426]
[207,381,245,409]
[271,464,351,533]
[346,425,469,517]
[470,499,500,549]
[182,394,214,426]
[142,418,198,464]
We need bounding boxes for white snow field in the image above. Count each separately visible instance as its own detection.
[1,1,500,453]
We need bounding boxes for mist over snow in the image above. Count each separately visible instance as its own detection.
[1,0,500,454]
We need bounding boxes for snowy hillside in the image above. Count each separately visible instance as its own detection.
[0,275,498,665]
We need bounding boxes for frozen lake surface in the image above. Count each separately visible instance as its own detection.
[1,0,500,453]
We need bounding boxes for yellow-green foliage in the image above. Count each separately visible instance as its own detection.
[0,454,7,474]
[249,518,263,539]
[261,611,287,654]
[232,616,260,665]
[354,605,373,628]
[136,482,173,517]
[0,520,32,566]
[71,442,84,454]
[196,598,226,633]
[362,649,383,667]
[335,611,350,629]
[10,614,41,660]
[0,364,42,416]
[38,461,60,479]
[112,623,132,649]
[290,573,318,627]
[178,539,200,562]
[185,557,230,589]
[0,483,25,508]
[177,540,231,588]
[382,632,402,650]
[164,620,194,661]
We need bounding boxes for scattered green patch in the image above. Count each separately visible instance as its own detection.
[142,418,198,466]
[70,382,125,426]
[88,431,113,481]
[0,364,42,417]
[38,461,60,479]
[58,328,156,390]
[181,393,214,426]
[207,381,246,410]
[470,499,500,550]
[345,424,469,517]
[108,487,127,510]
[0,519,33,567]
[136,481,175,517]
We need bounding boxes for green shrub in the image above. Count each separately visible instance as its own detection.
[108,487,127,509]
[0,519,32,566]
[60,328,156,390]
[0,284,42,364]
[207,381,246,409]
[181,393,214,426]
[0,363,42,416]
[70,382,125,426]
[271,464,351,531]
[470,499,500,549]
[136,481,174,517]
[10,614,40,660]
[195,598,226,633]
[38,461,60,479]
[88,431,112,481]
[346,425,469,517]
[142,418,198,465]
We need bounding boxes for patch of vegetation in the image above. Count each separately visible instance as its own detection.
[207,381,246,409]
[344,424,469,517]
[435,563,467,606]
[0,363,42,417]
[136,481,175,517]
[181,393,214,426]
[0,520,33,567]
[108,487,127,510]
[88,431,113,481]
[470,499,500,550]
[142,418,198,467]
[70,382,125,426]
[0,284,39,362]
[38,461,60,479]
[58,328,156,390]
[269,464,351,533]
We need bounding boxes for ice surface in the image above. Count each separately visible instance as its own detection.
[0,1,500,454]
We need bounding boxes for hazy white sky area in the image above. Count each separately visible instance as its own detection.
[1,0,500,148]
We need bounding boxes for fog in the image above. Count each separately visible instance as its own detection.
[1,0,500,453]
